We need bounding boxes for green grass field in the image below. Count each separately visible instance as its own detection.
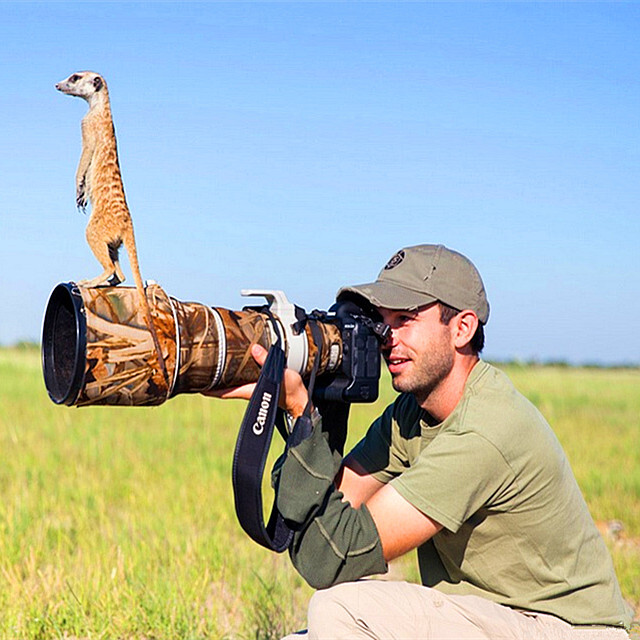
[0,346,638,639]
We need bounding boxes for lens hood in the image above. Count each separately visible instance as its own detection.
[42,282,87,405]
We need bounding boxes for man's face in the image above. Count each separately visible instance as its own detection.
[378,303,455,405]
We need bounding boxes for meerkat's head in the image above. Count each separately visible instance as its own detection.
[56,71,108,104]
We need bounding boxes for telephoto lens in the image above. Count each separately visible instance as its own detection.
[41,282,343,407]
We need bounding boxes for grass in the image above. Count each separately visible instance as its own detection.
[0,346,638,638]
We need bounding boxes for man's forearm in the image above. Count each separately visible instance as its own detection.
[272,414,387,589]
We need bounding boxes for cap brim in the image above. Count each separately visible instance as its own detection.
[337,282,438,311]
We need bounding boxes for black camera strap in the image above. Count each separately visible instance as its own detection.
[231,337,293,552]
[232,318,336,553]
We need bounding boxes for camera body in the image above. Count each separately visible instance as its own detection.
[312,300,389,403]
[41,282,388,408]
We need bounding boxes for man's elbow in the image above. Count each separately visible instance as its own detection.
[294,559,383,591]
[289,522,388,590]
[301,569,337,591]
[291,549,342,590]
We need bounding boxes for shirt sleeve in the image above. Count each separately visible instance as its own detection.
[273,411,387,589]
[391,429,515,533]
[348,394,420,483]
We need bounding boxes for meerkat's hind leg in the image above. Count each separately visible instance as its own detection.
[79,238,119,287]
[109,243,126,285]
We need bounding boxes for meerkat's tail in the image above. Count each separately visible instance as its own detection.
[123,232,170,388]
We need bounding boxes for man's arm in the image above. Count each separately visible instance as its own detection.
[337,456,383,508]
[340,456,443,562]
[366,482,443,561]
[209,344,442,583]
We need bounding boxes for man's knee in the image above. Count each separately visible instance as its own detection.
[307,583,357,628]
[307,581,434,640]
[307,581,423,637]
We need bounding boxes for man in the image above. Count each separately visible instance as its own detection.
[215,244,632,639]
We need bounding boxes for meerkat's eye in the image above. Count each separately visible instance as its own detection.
[70,74,80,83]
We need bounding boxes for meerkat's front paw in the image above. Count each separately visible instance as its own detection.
[76,183,87,212]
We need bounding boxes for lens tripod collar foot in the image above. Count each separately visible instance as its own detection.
[241,289,309,375]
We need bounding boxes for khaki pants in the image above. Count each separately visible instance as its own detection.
[282,581,630,640]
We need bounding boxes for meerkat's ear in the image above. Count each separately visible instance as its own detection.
[93,76,103,91]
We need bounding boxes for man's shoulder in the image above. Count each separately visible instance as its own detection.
[466,360,516,395]
[457,361,560,459]
[463,362,542,425]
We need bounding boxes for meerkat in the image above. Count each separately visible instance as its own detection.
[55,71,168,385]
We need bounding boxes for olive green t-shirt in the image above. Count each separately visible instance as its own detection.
[350,361,632,629]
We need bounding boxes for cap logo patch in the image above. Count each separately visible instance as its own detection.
[384,250,405,270]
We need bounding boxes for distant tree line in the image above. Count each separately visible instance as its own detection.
[489,358,639,371]
[1,341,637,370]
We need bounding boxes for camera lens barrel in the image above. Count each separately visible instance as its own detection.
[41,282,343,407]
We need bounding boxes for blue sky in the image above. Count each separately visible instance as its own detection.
[1,2,638,365]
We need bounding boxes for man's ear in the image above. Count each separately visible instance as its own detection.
[452,310,479,350]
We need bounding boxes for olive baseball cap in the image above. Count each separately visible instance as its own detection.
[337,244,490,324]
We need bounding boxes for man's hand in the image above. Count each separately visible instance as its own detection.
[203,344,311,419]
